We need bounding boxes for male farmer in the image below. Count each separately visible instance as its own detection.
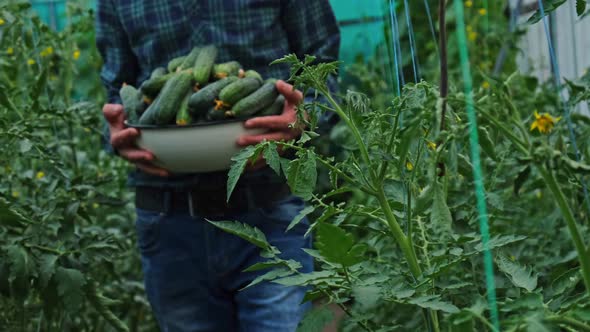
[96,1,340,331]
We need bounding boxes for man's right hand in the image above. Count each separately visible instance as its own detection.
[103,104,169,177]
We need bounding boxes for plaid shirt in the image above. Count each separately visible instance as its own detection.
[96,0,340,188]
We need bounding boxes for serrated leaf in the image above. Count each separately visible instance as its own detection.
[527,0,567,24]
[525,313,553,332]
[263,142,281,175]
[353,285,381,311]
[286,150,317,201]
[407,295,460,313]
[19,139,33,153]
[208,221,275,253]
[496,254,538,292]
[227,146,258,201]
[243,268,292,290]
[287,205,314,232]
[243,259,302,273]
[6,245,33,285]
[296,306,334,332]
[55,267,85,311]
[474,234,527,252]
[431,183,452,240]
[0,197,29,227]
[274,271,335,286]
[315,223,366,267]
[39,254,58,289]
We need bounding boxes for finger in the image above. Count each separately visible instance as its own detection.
[244,114,291,130]
[136,163,170,177]
[103,104,126,130]
[237,130,299,147]
[110,128,140,148]
[276,80,303,104]
[118,148,154,163]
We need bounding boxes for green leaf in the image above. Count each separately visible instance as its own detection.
[353,285,381,311]
[208,220,274,252]
[315,222,366,267]
[19,139,33,153]
[527,0,567,24]
[431,183,453,240]
[243,268,292,290]
[0,197,29,227]
[287,205,315,232]
[478,127,497,160]
[55,267,85,311]
[525,313,553,332]
[6,246,34,291]
[286,150,317,201]
[473,234,527,252]
[274,271,335,286]
[227,146,258,201]
[496,254,538,292]
[296,306,334,332]
[577,0,587,16]
[407,295,460,313]
[514,166,531,196]
[263,142,281,176]
[243,259,302,273]
[39,254,58,289]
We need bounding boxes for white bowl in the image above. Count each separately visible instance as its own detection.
[126,120,266,173]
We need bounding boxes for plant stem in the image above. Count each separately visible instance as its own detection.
[546,316,590,332]
[376,188,422,277]
[439,0,449,132]
[379,110,401,180]
[322,90,377,182]
[538,167,590,296]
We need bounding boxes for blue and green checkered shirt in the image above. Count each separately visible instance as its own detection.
[96,0,340,188]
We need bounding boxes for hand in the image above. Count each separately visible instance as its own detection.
[103,104,169,177]
[237,80,304,147]
[237,80,304,170]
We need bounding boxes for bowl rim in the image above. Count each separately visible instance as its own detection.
[125,117,254,130]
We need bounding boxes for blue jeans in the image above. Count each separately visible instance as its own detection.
[135,195,313,332]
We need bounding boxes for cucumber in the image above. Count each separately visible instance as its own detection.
[188,76,238,116]
[244,70,263,83]
[213,61,241,79]
[219,77,262,106]
[176,93,193,126]
[180,47,202,70]
[150,67,167,79]
[228,81,279,118]
[206,107,226,122]
[193,45,218,86]
[139,71,193,125]
[120,84,144,123]
[258,95,285,116]
[140,69,191,98]
[167,56,186,73]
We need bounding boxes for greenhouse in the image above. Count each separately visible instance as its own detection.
[1,0,590,331]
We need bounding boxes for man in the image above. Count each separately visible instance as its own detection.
[96,1,340,331]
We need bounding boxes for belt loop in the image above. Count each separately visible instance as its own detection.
[188,191,196,218]
[163,191,172,215]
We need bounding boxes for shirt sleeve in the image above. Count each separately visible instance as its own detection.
[96,0,140,153]
[281,0,341,131]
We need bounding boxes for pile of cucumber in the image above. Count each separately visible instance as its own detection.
[121,45,284,126]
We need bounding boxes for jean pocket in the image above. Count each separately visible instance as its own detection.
[135,209,163,256]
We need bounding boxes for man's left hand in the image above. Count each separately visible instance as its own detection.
[237,80,304,147]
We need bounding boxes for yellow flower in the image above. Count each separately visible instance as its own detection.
[84,127,91,133]
[468,31,478,41]
[27,59,35,65]
[36,171,45,180]
[92,203,99,209]
[466,25,473,31]
[465,0,473,8]
[479,8,487,16]
[482,81,490,89]
[40,46,53,57]
[426,141,437,150]
[0,18,5,26]
[12,191,19,198]
[7,47,13,55]
[406,161,414,171]
[530,111,561,134]
[73,50,80,60]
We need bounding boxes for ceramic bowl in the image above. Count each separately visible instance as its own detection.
[126,120,266,173]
